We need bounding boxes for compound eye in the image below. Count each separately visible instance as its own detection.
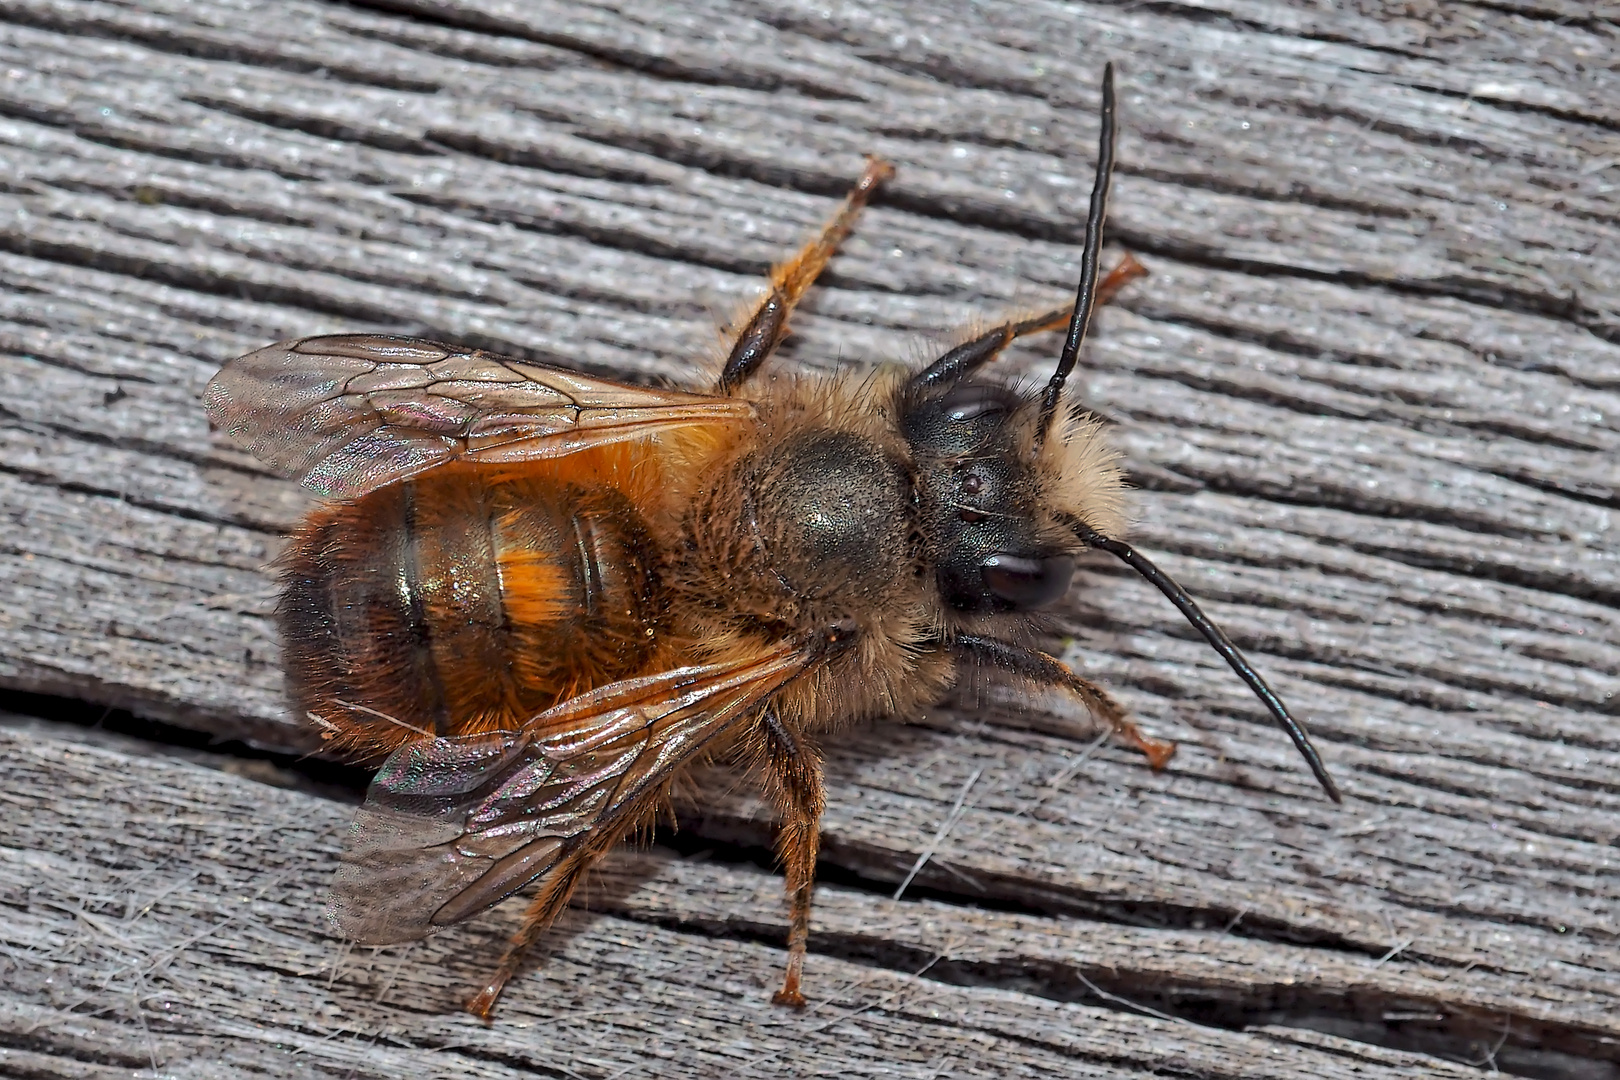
[981,553,1075,609]
[940,383,1017,422]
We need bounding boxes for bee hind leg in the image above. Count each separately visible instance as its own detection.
[465,854,595,1022]
[749,705,827,1008]
[951,634,1175,770]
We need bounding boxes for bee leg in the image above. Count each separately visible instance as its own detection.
[717,157,896,393]
[951,634,1176,769]
[750,705,826,1008]
[1091,252,1150,308]
[465,852,595,1022]
[908,253,1148,390]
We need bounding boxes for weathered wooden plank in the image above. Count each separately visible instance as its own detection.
[0,0,1616,1075]
[0,719,1543,1078]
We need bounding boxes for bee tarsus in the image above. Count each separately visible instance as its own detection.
[950,634,1177,771]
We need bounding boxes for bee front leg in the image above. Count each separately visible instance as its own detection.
[952,635,1176,770]
[748,705,827,1008]
[907,253,1148,390]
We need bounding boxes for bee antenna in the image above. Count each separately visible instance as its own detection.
[1035,62,1119,451]
[1067,515,1343,803]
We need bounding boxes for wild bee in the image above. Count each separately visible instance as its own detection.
[206,63,1338,1019]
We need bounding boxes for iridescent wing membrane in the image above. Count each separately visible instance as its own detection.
[327,643,818,944]
[206,335,754,499]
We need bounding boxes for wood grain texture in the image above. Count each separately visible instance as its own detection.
[0,717,1535,1079]
[0,0,1615,1076]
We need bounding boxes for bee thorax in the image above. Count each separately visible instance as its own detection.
[756,430,912,582]
[677,426,919,631]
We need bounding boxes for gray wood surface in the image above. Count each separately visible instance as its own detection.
[0,0,1616,1077]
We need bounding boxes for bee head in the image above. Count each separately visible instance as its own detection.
[900,378,1123,613]
[891,61,1340,802]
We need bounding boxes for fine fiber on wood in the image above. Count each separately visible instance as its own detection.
[0,1,1616,1077]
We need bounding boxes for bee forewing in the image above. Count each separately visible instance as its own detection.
[326,730,535,944]
[325,644,820,945]
[206,334,753,500]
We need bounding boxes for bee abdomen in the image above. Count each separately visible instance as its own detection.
[279,465,663,755]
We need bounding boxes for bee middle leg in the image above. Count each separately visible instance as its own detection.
[717,157,895,393]
[951,634,1175,769]
[747,705,827,1007]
